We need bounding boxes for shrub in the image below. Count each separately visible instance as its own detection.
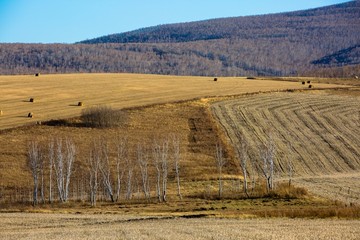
[81,105,126,128]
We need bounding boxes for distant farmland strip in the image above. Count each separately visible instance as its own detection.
[0,73,345,130]
[212,92,360,203]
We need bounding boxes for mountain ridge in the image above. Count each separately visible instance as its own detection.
[0,1,359,77]
[79,1,360,44]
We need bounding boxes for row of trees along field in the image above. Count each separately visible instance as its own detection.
[0,1,359,77]
[27,135,182,206]
[25,134,284,206]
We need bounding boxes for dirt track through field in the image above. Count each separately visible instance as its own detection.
[212,92,360,204]
[0,73,344,130]
[1,213,359,240]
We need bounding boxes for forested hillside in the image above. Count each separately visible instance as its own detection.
[0,1,359,77]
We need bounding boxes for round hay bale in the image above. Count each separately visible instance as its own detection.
[302,81,305,85]
[28,112,33,118]
[29,98,35,103]
[35,73,40,77]
[0,110,3,116]
[307,80,311,84]
[214,78,218,81]
[308,85,313,89]
[78,101,84,107]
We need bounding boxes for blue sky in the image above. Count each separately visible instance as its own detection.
[0,0,351,43]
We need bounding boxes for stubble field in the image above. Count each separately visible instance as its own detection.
[212,90,360,205]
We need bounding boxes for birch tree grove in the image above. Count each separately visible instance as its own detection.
[24,134,184,205]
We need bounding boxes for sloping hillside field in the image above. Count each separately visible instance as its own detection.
[0,74,344,130]
[212,91,360,204]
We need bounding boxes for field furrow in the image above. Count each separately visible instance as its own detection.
[212,92,360,203]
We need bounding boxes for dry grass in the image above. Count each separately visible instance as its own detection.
[0,212,359,240]
[0,101,222,198]
[0,73,347,130]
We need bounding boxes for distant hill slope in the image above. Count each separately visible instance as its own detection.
[0,1,359,77]
[79,1,360,45]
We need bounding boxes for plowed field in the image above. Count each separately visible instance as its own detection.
[212,91,360,204]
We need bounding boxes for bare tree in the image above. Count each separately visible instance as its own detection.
[172,135,182,200]
[115,137,127,201]
[215,142,226,198]
[125,156,133,200]
[153,138,169,202]
[98,139,115,202]
[53,138,76,202]
[153,142,162,202]
[250,156,257,193]
[237,135,249,197]
[27,140,42,206]
[137,144,150,200]
[287,144,295,187]
[88,143,101,206]
[39,151,45,204]
[48,139,54,203]
[64,138,76,201]
[260,133,276,192]
[54,138,64,202]
[161,140,169,202]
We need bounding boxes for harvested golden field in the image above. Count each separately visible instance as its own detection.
[212,91,360,204]
[1,74,360,240]
[0,73,345,130]
[0,213,359,240]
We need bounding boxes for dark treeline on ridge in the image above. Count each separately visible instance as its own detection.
[0,1,359,77]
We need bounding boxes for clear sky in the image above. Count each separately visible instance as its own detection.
[0,0,351,44]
